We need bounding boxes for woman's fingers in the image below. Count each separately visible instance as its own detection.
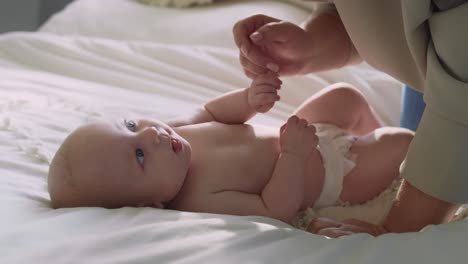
[240,54,270,77]
[309,217,389,238]
[317,228,354,238]
[233,15,281,77]
[307,217,343,233]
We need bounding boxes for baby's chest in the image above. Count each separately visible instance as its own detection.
[193,137,280,194]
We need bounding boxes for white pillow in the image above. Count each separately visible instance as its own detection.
[136,0,316,10]
[281,0,317,11]
[136,0,213,8]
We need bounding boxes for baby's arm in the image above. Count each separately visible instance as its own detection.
[260,116,317,222]
[204,72,281,124]
[165,108,215,127]
[165,73,280,127]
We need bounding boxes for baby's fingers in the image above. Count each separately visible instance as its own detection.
[253,72,282,88]
[253,93,280,113]
[258,93,280,103]
[299,118,308,128]
[253,84,280,95]
[306,124,317,141]
[286,116,308,130]
[287,115,300,125]
[280,116,304,135]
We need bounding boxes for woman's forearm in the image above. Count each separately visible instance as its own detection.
[383,180,459,233]
[300,10,362,73]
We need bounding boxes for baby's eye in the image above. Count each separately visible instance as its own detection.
[136,148,144,165]
[125,119,137,131]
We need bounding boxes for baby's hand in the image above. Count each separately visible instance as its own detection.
[280,116,318,159]
[247,72,281,113]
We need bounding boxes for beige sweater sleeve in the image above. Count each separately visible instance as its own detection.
[332,0,468,203]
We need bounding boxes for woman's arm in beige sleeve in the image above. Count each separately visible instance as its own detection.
[385,3,468,231]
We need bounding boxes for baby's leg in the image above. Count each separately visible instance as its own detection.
[339,127,414,205]
[293,83,382,135]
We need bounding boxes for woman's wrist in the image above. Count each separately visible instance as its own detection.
[300,12,360,73]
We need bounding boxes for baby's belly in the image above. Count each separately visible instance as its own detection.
[186,122,324,206]
[203,138,324,208]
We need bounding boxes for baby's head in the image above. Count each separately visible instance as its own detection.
[48,118,191,209]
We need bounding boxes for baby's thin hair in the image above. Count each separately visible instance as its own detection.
[48,140,79,208]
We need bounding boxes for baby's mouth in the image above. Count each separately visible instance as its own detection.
[171,138,182,153]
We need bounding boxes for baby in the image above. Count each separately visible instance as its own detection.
[48,73,413,224]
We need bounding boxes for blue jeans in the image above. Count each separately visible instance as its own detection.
[400,85,425,131]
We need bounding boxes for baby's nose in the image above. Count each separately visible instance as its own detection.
[140,127,168,145]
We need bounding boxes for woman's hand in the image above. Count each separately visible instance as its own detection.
[233,14,314,78]
[233,13,358,79]
[307,217,389,237]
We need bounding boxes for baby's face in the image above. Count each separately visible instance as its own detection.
[65,118,191,208]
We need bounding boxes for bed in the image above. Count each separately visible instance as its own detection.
[1,0,467,263]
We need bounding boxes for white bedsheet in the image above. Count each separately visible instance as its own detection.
[0,0,466,263]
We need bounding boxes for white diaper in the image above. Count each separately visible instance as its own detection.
[313,123,357,209]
